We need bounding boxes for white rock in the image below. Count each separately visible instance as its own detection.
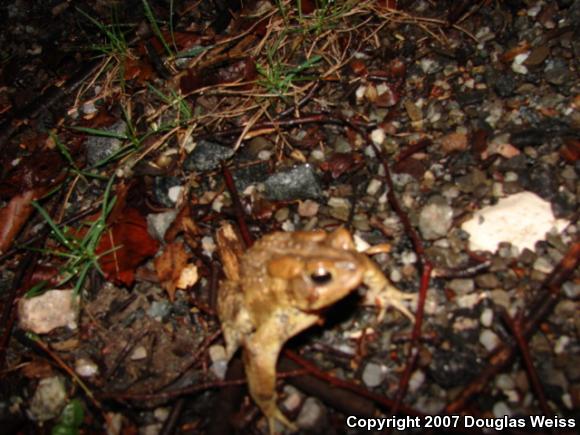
[370,128,386,146]
[480,329,500,352]
[130,346,147,360]
[147,210,177,241]
[296,397,326,429]
[461,192,569,252]
[366,179,382,196]
[75,358,99,377]
[362,362,387,388]
[419,203,453,240]
[201,236,216,257]
[493,401,512,418]
[480,308,494,328]
[554,336,570,354]
[409,370,425,393]
[167,185,183,203]
[28,376,67,421]
[19,290,78,334]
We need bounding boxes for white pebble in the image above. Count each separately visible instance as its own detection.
[480,308,494,328]
[480,329,500,352]
[554,336,570,354]
[366,179,382,196]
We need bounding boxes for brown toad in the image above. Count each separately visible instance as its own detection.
[217,227,415,433]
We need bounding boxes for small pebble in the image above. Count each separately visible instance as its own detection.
[480,308,494,328]
[296,397,327,430]
[130,346,147,360]
[554,336,570,355]
[562,281,580,299]
[449,279,475,294]
[297,200,319,217]
[408,370,425,393]
[495,374,515,390]
[362,362,387,388]
[480,329,500,352]
[366,179,382,196]
[492,401,512,418]
[75,358,99,378]
[533,256,554,274]
[371,128,385,145]
[28,377,67,421]
[418,203,453,240]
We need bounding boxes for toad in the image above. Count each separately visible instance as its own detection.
[217,227,415,433]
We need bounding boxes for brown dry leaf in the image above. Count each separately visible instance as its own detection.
[154,241,196,301]
[216,223,245,281]
[0,188,45,254]
[164,203,200,245]
[21,360,55,379]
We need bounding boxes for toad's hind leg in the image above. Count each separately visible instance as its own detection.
[243,329,297,433]
[242,310,318,434]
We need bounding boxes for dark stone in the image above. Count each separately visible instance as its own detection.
[428,340,483,388]
[264,164,323,201]
[153,176,181,207]
[493,73,516,97]
[456,90,486,106]
[183,140,234,172]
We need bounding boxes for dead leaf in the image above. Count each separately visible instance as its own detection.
[0,188,45,254]
[154,241,196,301]
[164,203,200,245]
[216,223,245,281]
[97,208,159,287]
[319,153,364,179]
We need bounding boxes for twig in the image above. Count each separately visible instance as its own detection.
[200,113,377,141]
[283,350,423,417]
[29,335,103,412]
[502,311,551,416]
[372,141,433,417]
[221,164,253,247]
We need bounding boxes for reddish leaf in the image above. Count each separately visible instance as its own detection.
[96,208,159,287]
[124,56,156,84]
[0,149,63,198]
[180,70,203,94]
[349,59,368,76]
[319,153,364,179]
[376,0,399,10]
[211,57,257,86]
[0,188,45,254]
[560,138,580,162]
[299,0,317,14]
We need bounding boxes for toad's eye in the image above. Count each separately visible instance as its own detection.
[310,270,333,285]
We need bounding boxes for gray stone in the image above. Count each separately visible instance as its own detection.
[475,273,501,289]
[419,202,453,240]
[85,120,126,166]
[183,140,234,171]
[296,397,327,430]
[448,279,475,294]
[264,165,322,201]
[362,362,387,388]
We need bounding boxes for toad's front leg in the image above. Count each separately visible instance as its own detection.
[243,311,318,434]
[359,254,416,322]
